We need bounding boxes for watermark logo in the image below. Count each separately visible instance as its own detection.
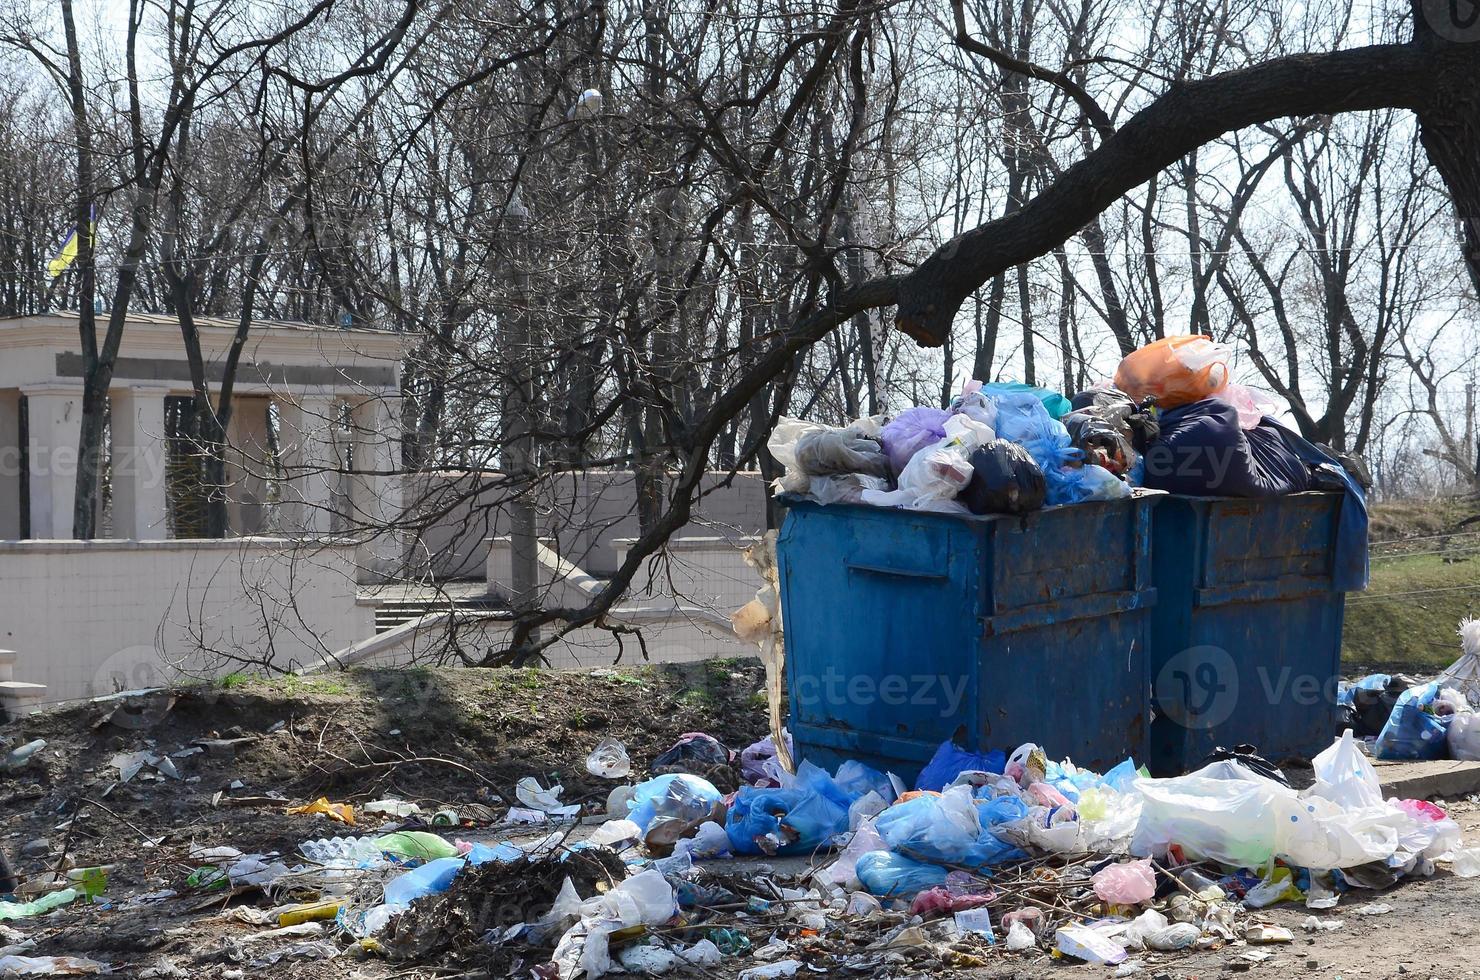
[1141,443,1241,491]
[1420,0,1480,41]
[1154,645,1239,730]
[89,645,178,729]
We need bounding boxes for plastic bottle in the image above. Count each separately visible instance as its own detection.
[278,899,343,926]
[300,836,384,864]
[1175,867,1226,901]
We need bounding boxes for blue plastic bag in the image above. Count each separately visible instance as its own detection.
[977,382,1074,419]
[963,831,1027,868]
[834,760,897,804]
[990,392,1092,505]
[627,773,724,833]
[1045,461,1131,504]
[1374,682,1450,760]
[726,763,851,856]
[875,792,980,864]
[383,856,464,907]
[915,741,1006,792]
[855,850,949,898]
[1099,758,1141,793]
[975,795,1029,828]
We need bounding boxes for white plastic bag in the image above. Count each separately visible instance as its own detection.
[1131,771,1281,868]
[1450,711,1480,762]
[860,415,995,512]
[1308,730,1384,810]
[1439,619,1480,709]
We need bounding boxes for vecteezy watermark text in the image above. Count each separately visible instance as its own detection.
[793,668,969,717]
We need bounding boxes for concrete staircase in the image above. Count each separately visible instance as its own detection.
[0,650,47,720]
[374,596,507,633]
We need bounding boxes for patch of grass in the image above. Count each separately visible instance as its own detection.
[1369,498,1480,543]
[1343,552,1480,674]
[678,687,716,709]
[218,672,251,690]
[246,672,355,697]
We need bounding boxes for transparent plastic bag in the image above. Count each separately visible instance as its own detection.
[1131,771,1281,868]
[627,774,724,833]
[950,380,1000,429]
[794,426,890,479]
[1449,711,1480,762]
[1114,335,1231,408]
[861,415,993,512]
[1438,618,1480,707]
[1212,382,1279,429]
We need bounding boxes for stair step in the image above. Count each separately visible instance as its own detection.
[0,681,48,718]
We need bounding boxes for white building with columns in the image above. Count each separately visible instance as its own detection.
[0,312,405,547]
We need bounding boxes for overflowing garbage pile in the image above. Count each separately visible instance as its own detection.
[1350,619,1480,762]
[84,724,1469,979]
[769,336,1373,522]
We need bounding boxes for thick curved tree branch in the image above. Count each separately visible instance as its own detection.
[895,41,1436,346]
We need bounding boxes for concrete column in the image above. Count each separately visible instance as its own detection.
[109,387,170,540]
[0,390,19,539]
[20,385,84,539]
[225,396,272,535]
[275,394,342,535]
[349,394,402,578]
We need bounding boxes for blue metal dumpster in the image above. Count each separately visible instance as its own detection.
[777,495,1158,784]
[1148,492,1348,776]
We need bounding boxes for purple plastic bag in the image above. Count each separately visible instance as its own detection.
[880,407,951,474]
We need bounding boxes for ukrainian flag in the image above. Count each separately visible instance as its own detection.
[47,205,95,279]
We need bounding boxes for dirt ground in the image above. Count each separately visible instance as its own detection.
[1,659,1477,979]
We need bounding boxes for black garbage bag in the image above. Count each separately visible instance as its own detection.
[959,439,1047,515]
[1069,387,1160,452]
[1350,674,1420,738]
[1203,743,1290,786]
[1063,410,1138,476]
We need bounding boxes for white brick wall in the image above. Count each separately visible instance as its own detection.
[0,538,373,704]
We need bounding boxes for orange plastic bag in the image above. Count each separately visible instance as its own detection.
[1113,336,1230,408]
